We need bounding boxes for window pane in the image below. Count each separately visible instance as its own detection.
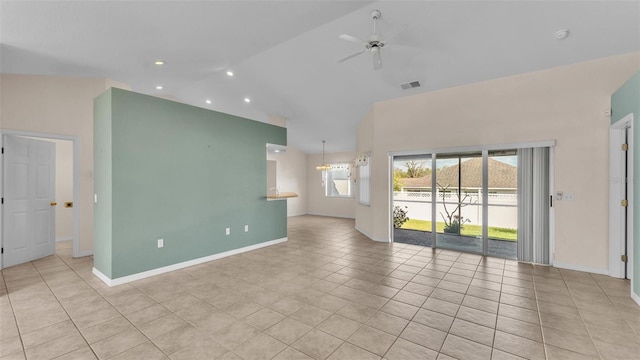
[435,153,483,255]
[325,164,353,197]
[487,153,518,260]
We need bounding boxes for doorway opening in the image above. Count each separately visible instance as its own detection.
[1,130,79,269]
[609,113,634,283]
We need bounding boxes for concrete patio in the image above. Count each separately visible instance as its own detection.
[393,228,517,260]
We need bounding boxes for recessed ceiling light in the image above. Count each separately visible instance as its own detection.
[244,97,251,103]
[226,71,234,77]
[205,99,212,104]
[155,85,163,90]
[154,60,165,65]
[555,29,569,40]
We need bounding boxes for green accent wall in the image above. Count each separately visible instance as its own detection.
[94,88,287,280]
[611,70,640,298]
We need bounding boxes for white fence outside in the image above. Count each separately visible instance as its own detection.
[394,191,517,229]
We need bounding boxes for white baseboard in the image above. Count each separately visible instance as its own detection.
[76,250,93,258]
[56,237,73,242]
[632,290,640,306]
[552,261,609,275]
[93,237,288,287]
[92,267,112,286]
[306,212,355,220]
[287,211,307,217]
[355,225,389,243]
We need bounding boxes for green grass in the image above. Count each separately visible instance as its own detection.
[400,219,517,241]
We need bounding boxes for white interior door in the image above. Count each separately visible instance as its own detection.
[2,135,56,268]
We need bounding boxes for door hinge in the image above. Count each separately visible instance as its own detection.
[621,199,629,207]
[621,255,628,263]
[1,197,3,204]
[622,143,629,151]
[1,247,3,254]
[1,147,3,154]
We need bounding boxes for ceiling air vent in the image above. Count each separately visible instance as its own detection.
[400,80,421,90]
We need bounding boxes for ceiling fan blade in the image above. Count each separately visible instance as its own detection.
[338,49,366,64]
[372,48,383,70]
[339,33,367,45]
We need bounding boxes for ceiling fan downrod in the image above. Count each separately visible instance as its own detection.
[371,9,381,35]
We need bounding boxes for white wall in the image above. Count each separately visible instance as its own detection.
[307,151,356,219]
[357,52,640,272]
[267,145,308,217]
[0,74,129,255]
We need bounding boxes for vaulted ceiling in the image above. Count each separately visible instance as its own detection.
[2,1,639,153]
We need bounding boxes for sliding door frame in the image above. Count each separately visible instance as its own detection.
[390,140,555,260]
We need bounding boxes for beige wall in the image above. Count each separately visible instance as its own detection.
[356,52,640,272]
[0,74,128,255]
[53,139,74,241]
[307,151,356,218]
[267,145,308,217]
[355,110,376,238]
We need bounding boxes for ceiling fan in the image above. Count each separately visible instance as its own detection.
[338,9,403,70]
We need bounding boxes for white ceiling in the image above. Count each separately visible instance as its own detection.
[2,1,639,153]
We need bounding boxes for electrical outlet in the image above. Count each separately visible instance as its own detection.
[244,225,249,232]
[226,228,230,235]
[157,239,164,248]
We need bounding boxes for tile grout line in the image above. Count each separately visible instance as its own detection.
[29,254,100,359]
[53,250,169,360]
[555,270,604,360]
[490,257,506,360]
[532,266,551,360]
[0,265,27,359]
[379,248,439,359]
[565,271,606,360]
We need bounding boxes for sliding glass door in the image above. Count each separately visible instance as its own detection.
[487,150,518,259]
[392,155,433,247]
[434,153,484,254]
[392,148,531,261]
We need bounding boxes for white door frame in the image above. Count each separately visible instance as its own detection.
[0,130,80,268]
[548,147,556,266]
[609,113,634,281]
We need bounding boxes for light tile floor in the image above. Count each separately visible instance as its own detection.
[1,215,639,360]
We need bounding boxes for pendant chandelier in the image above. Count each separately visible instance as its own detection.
[315,140,331,171]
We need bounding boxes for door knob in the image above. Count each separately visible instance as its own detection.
[50,202,57,206]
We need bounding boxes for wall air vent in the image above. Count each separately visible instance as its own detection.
[400,80,421,90]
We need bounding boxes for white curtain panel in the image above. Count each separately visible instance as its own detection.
[517,147,550,264]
